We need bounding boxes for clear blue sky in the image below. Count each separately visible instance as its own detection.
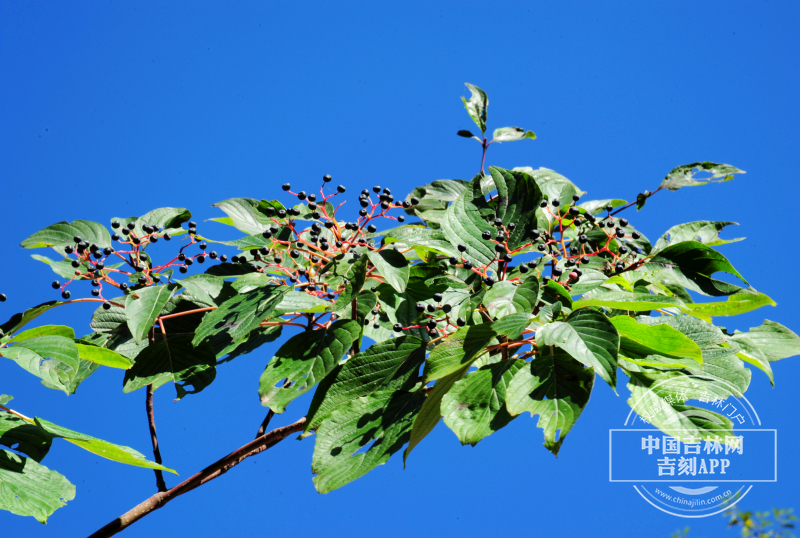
[1,2,799,536]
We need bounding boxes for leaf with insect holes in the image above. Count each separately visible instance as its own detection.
[258,320,361,413]
[660,162,745,191]
[1,336,82,394]
[305,335,427,431]
[0,449,75,523]
[123,334,217,399]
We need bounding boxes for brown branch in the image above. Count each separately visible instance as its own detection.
[88,417,307,538]
[350,297,360,354]
[145,384,167,493]
[255,409,275,439]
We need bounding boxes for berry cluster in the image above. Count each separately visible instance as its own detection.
[51,220,213,309]
[388,292,464,338]
[45,175,422,311]
[219,177,419,299]
[438,194,645,291]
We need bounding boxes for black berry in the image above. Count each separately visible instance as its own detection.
[282,183,291,191]
[456,317,466,326]
[393,323,403,332]
[52,280,60,289]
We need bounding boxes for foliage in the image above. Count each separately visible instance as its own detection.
[671,506,797,538]
[1,83,799,532]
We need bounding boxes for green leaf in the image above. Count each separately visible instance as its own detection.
[74,343,132,369]
[456,129,477,138]
[440,173,500,267]
[125,284,176,344]
[8,325,75,343]
[34,418,177,474]
[512,167,584,230]
[686,292,776,320]
[730,320,800,363]
[323,255,368,312]
[210,198,272,234]
[486,278,539,319]
[660,162,745,191]
[648,241,748,297]
[654,221,744,251]
[627,378,735,443]
[0,412,52,462]
[441,168,542,266]
[367,248,410,293]
[574,291,686,312]
[731,336,774,387]
[20,219,111,255]
[486,167,544,252]
[462,82,488,133]
[404,364,468,465]
[0,449,75,523]
[611,315,703,364]
[192,285,288,348]
[176,274,229,307]
[111,207,192,237]
[636,192,648,211]
[231,273,272,293]
[442,359,524,446]
[537,308,619,388]
[492,127,536,142]
[492,313,533,340]
[627,316,751,400]
[123,334,217,399]
[424,323,497,381]
[305,336,427,431]
[384,226,459,258]
[506,350,595,455]
[578,199,627,215]
[312,387,424,493]
[0,301,66,337]
[1,336,82,394]
[273,290,331,315]
[568,269,609,295]
[259,320,361,413]
[30,254,102,280]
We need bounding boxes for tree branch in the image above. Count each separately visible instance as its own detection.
[88,417,307,538]
[255,409,274,439]
[145,383,167,493]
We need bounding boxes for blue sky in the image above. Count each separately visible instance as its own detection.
[1,1,799,536]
